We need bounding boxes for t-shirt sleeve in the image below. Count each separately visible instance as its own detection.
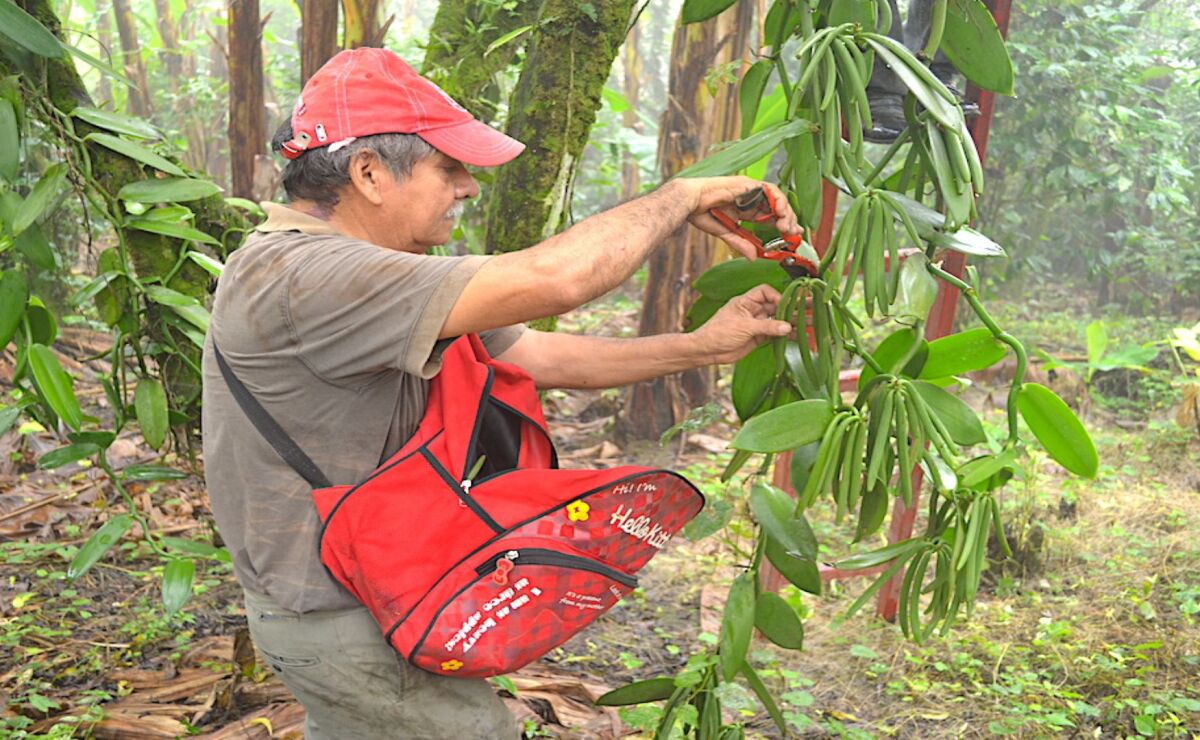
[284,239,490,382]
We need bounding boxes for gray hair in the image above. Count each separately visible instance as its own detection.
[270,119,436,213]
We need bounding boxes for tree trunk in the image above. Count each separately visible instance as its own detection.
[620,15,642,199]
[421,0,541,121]
[484,0,638,257]
[94,1,114,107]
[301,0,340,85]
[618,3,756,440]
[341,0,387,48]
[111,0,153,118]
[227,0,266,200]
[10,0,250,294]
[152,0,183,81]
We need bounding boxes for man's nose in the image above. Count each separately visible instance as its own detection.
[458,171,480,199]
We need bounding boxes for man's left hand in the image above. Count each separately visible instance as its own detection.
[691,284,792,365]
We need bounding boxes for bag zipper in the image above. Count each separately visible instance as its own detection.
[475,548,637,589]
[461,365,495,484]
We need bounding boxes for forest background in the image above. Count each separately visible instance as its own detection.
[1,0,1199,737]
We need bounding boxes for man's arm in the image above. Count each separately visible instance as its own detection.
[439,177,800,339]
[494,285,792,388]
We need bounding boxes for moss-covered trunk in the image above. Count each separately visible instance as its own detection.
[421,0,541,121]
[483,0,636,256]
[618,2,756,440]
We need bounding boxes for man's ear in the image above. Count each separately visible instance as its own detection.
[347,150,387,206]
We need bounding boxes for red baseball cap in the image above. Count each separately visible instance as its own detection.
[280,48,525,167]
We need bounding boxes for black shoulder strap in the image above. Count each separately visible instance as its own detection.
[212,343,334,489]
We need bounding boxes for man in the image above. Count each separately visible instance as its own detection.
[201,47,798,739]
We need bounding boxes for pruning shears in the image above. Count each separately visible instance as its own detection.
[709,187,820,279]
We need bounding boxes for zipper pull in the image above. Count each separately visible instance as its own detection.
[462,454,488,495]
[460,479,472,494]
[492,552,517,585]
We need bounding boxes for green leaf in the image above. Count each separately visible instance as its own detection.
[785,130,823,228]
[788,441,821,494]
[86,134,186,176]
[1016,383,1098,478]
[37,442,99,469]
[70,106,159,139]
[65,44,134,86]
[127,218,221,246]
[675,118,812,178]
[0,269,29,348]
[740,661,788,737]
[942,0,1014,95]
[134,378,169,451]
[958,449,1016,490]
[827,0,877,26]
[484,23,534,56]
[118,178,222,203]
[732,343,776,421]
[896,252,939,322]
[750,482,818,560]
[754,592,804,649]
[763,0,802,45]
[739,60,774,138]
[1086,320,1108,369]
[161,558,195,614]
[25,299,56,345]
[223,196,265,216]
[144,285,200,307]
[681,0,738,24]
[28,344,83,431]
[835,537,925,571]
[858,326,927,390]
[169,303,210,332]
[733,399,834,453]
[600,86,630,113]
[764,535,821,594]
[122,464,189,481]
[684,294,723,332]
[0,0,65,58]
[693,257,791,301]
[72,271,120,306]
[920,327,1007,379]
[13,163,67,235]
[718,572,755,681]
[0,98,18,182]
[854,482,889,541]
[874,189,1005,256]
[595,677,677,706]
[68,515,134,579]
[68,431,115,448]
[186,251,225,276]
[912,381,986,445]
[141,205,194,222]
[15,223,56,270]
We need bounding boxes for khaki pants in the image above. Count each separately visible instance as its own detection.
[244,589,519,739]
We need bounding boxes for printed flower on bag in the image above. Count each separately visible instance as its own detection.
[566,500,590,522]
[441,659,464,671]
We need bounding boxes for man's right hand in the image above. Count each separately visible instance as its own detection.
[675,177,802,259]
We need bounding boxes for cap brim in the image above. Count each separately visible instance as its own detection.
[419,120,525,167]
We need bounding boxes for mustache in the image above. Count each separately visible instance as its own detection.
[445,201,466,220]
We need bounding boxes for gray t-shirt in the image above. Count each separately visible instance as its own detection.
[201,204,523,612]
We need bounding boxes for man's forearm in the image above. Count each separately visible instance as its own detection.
[496,330,710,390]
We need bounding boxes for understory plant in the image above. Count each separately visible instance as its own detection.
[597,1,1098,736]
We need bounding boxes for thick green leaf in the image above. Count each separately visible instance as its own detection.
[15,223,56,270]
[13,163,67,235]
[0,98,17,182]
[0,403,23,435]
[763,0,802,45]
[127,218,221,246]
[25,299,56,345]
[118,177,222,203]
[732,399,834,453]
[854,482,889,542]
[70,106,158,139]
[68,514,134,579]
[0,0,64,57]
[68,431,115,448]
[161,558,195,614]
[86,134,186,177]
[0,269,28,348]
[739,60,774,138]
[874,189,1005,256]
[896,252,939,322]
[684,294,722,332]
[788,441,821,494]
[681,0,737,24]
[834,537,924,571]
[1016,382,1098,478]
[764,535,821,594]
[162,537,229,562]
[1086,320,1108,370]
[65,44,133,86]
[942,0,1014,95]
[754,592,804,649]
[785,130,823,229]
[595,677,677,706]
[958,449,1016,490]
[912,381,986,445]
[675,118,812,178]
[28,344,83,430]
[827,0,876,26]
[72,271,120,306]
[122,464,189,481]
[749,482,817,560]
[693,257,791,301]
[169,303,210,332]
[732,343,776,421]
[187,251,225,276]
[920,327,1007,379]
[741,661,789,737]
[742,86,788,181]
[144,285,200,307]
[37,442,99,469]
[858,326,927,390]
[141,205,194,222]
[718,572,755,681]
[134,378,169,451]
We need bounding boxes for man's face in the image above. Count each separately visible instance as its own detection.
[379,151,479,253]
